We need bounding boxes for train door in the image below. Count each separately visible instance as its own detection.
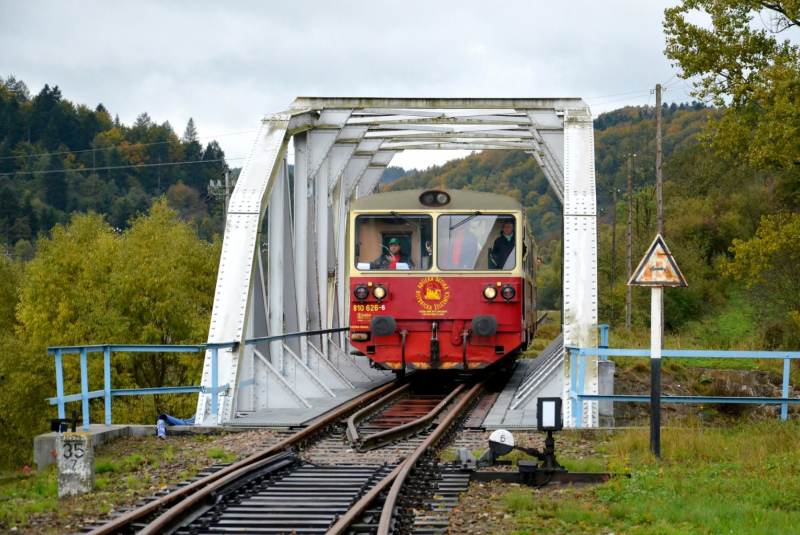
[523,222,534,338]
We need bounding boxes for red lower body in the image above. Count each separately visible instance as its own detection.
[349,275,532,370]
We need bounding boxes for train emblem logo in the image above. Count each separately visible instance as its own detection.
[416,277,450,312]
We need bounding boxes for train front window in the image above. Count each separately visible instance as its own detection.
[354,214,433,271]
[437,214,519,271]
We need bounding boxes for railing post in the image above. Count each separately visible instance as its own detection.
[598,324,609,354]
[782,356,790,421]
[55,348,65,419]
[80,347,90,430]
[211,347,219,420]
[575,349,587,428]
[104,346,112,426]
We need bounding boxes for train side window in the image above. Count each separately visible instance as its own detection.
[354,214,432,271]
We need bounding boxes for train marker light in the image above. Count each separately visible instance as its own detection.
[419,189,451,207]
[483,285,497,301]
[351,332,370,342]
[501,284,516,301]
[373,285,387,301]
[354,285,369,301]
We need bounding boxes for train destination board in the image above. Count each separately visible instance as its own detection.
[628,233,688,287]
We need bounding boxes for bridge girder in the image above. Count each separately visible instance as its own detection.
[194,98,597,427]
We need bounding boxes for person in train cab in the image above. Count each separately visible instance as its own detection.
[446,223,479,269]
[371,238,415,269]
[489,219,521,269]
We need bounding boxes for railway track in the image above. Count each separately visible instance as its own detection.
[85,369,497,535]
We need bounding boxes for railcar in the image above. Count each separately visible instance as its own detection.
[347,189,537,376]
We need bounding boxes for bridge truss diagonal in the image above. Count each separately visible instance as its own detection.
[194,97,598,427]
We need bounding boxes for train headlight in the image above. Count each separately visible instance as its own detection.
[483,285,497,301]
[373,285,387,301]
[354,284,369,301]
[436,192,448,204]
[501,285,516,301]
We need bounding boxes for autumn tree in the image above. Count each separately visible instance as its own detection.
[0,200,220,468]
[664,1,800,170]
[726,212,800,347]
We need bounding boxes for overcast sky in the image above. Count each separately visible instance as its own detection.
[1,1,688,170]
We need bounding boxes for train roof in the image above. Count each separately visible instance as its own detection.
[350,189,523,212]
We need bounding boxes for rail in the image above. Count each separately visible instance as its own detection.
[568,346,800,427]
[328,374,490,535]
[348,383,467,451]
[84,375,398,535]
[46,327,350,430]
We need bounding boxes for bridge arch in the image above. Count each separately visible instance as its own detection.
[194,98,598,427]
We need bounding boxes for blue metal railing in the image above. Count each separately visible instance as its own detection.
[46,327,350,430]
[568,346,800,427]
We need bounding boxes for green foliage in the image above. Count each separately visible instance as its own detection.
[0,76,228,252]
[0,200,220,470]
[664,1,800,170]
[726,212,800,347]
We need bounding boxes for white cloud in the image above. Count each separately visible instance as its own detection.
[0,1,683,169]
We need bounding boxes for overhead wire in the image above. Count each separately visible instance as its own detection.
[0,129,258,161]
[0,157,246,177]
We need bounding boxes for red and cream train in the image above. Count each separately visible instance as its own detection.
[347,189,537,375]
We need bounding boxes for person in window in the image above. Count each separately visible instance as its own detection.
[372,238,415,269]
[445,223,479,269]
[489,220,522,270]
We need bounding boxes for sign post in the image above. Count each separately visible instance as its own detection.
[628,233,687,459]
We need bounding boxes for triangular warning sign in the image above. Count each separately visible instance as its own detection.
[628,233,688,287]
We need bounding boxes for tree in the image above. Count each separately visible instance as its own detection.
[1,200,222,467]
[2,75,30,101]
[726,212,800,347]
[183,117,199,144]
[664,1,800,170]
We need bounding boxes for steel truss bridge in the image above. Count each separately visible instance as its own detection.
[194,98,599,427]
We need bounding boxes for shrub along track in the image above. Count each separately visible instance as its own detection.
[83,367,501,535]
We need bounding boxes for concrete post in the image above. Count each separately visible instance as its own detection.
[598,360,616,427]
[57,432,94,498]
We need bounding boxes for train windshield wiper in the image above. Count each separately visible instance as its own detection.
[450,211,482,230]
[391,211,422,229]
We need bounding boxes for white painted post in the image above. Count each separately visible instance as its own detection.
[57,432,94,498]
[316,158,329,357]
[293,133,309,364]
[650,286,662,458]
[268,160,286,371]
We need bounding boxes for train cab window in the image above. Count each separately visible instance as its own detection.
[354,214,433,271]
[437,214,520,271]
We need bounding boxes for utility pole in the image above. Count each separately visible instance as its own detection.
[656,84,663,236]
[626,154,634,332]
[610,184,617,320]
[655,84,665,339]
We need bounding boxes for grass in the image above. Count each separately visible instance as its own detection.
[498,420,800,534]
[207,448,237,463]
[0,469,58,528]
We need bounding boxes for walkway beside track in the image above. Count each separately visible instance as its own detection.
[483,334,564,429]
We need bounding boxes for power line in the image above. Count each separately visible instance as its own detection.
[584,88,655,102]
[662,72,679,86]
[0,157,245,177]
[0,129,258,161]
[591,92,652,107]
